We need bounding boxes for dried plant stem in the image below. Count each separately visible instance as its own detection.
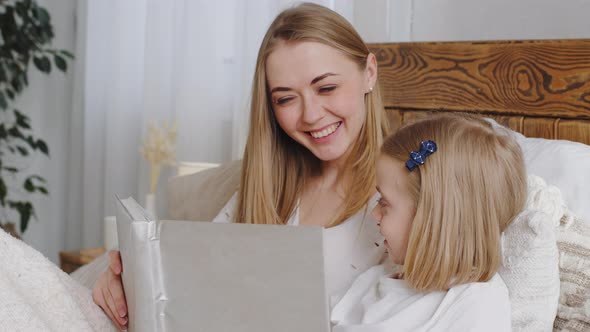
[150,164,161,194]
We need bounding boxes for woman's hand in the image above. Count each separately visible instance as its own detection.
[92,250,128,330]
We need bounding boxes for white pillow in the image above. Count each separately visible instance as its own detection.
[519,137,590,223]
[486,118,590,223]
[500,175,560,332]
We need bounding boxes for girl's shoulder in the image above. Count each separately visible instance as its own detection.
[451,273,509,298]
[441,274,511,330]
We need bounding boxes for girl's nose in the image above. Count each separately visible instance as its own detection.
[372,206,381,222]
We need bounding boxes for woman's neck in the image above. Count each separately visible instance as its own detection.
[318,160,346,194]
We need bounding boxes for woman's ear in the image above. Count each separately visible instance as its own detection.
[365,53,378,93]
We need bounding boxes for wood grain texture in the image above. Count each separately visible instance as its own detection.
[523,117,557,139]
[370,40,590,120]
[385,109,590,145]
[384,109,403,133]
[488,115,524,133]
[558,119,590,145]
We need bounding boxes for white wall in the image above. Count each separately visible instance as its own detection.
[353,0,590,42]
[16,0,77,263]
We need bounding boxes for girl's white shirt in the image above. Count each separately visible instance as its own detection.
[331,264,512,332]
[212,192,386,302]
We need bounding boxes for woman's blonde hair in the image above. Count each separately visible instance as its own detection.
[236,3,390,226]
[381,113,526,291]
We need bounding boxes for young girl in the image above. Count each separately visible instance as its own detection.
[331,113,527,331]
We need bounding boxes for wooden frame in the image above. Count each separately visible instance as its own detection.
[368,39,590,145]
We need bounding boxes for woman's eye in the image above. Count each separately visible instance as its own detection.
[276,97,294,105]
[377,198,386,207]
[319,85,336,93]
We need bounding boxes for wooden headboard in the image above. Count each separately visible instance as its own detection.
[368,39,590,145]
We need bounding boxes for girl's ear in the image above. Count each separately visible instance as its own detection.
[365,53,378,93]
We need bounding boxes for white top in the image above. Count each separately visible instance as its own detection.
[331,265,512,332]
[212,192,386,300]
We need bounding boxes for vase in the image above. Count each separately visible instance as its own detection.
[145,193,157,219]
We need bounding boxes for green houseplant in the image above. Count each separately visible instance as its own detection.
[0,0,72,236]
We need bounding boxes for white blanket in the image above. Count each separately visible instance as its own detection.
[0,228,116,331]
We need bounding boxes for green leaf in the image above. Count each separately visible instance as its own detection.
[36,139,49,156]
[36,7,50,25]
[14,110,31,129]
[24,177,35,192]
[15,2,27,17]
[6,89,15,100]
[54,54,67,71]
[11,76,22,92]
[60,50,75,59]
[0,124,8,139]
[2,167,18,173]
[16,146,28,156]
[0,65,6,82]
[23,135,36,149]
[0,178,6,205]
[8,126,23,139]
[23,176,48,195]
[0,92,7,109]
[30,175,47,183]
[17,202,33,233]
[33,56,51,73]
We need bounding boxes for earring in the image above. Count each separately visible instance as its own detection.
[369,87,373,92]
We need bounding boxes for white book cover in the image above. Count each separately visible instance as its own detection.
[116,196,330,332]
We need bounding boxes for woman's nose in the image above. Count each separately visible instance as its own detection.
[301,96,323,124]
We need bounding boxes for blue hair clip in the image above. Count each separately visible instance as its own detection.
[406,140,437,172]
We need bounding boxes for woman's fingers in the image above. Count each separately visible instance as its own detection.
[102,288,127,331]
[107,268,128,319]
[103,284,128,329]
[108,250,122,275]
[93,256,128,331]
[93,273,126,330]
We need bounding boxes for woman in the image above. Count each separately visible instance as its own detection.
[93,3,391,329]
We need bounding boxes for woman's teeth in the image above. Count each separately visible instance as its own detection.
[310,122,341,139]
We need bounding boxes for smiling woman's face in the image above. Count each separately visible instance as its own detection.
[265,41,375,164]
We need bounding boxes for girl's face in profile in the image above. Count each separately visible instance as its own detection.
[266,41,376,164]
[373,155,416,265]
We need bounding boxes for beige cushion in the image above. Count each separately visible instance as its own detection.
[553,213,590,331]
[166,160,241,221]
[500,175,560,332]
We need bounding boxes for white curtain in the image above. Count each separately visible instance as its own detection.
[68,0,355,249]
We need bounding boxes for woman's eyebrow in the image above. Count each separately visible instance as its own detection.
[310,72,338,85]
[270,73,339,94]
[375,186,381,193]
[269,72,339,94]
[270,86,291,94]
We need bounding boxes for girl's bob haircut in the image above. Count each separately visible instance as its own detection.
[381,113,527,291]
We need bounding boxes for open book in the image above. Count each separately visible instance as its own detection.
[116,196,330,332]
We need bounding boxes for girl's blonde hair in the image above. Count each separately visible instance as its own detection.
[236,3,390,226]
[381,113,526,291]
